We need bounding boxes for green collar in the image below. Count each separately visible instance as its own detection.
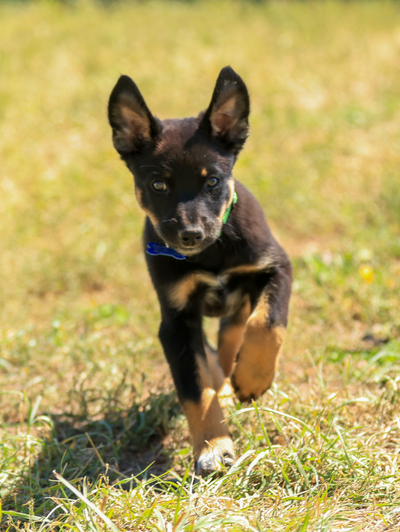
[219,190,238,236]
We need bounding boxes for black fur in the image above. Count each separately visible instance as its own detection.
[108,66,292,475]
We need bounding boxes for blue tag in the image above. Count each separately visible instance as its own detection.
[146,242,187,260]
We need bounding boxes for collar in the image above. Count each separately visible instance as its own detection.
[219,190,238,235]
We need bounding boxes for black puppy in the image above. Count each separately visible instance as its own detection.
[108,67,292,476]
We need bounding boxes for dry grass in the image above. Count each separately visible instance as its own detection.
[1,0,400,530]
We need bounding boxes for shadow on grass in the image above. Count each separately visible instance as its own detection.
[2,390,182,517]
[51,390,181,479]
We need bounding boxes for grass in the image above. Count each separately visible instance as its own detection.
[1,0,400,529]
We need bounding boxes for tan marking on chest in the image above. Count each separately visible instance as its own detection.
[222,288,243,315]
[221,253,277,279]
[168,272,220,310]
[167,252,276,311]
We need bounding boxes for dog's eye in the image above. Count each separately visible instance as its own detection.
[152,180,167,192]
[207,177,219,188]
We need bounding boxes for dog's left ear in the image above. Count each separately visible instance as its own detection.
[108,75,161,155]
[199,66,250,154]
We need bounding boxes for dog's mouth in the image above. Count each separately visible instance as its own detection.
[167,239,214,257]
[158,233,218,257]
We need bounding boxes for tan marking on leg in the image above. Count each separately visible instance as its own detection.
[204,343,235,407]
[218,325,246,377]
[196,354,213,389]
[218,177,235,222]
[204,343,225,392]
[231,296,286,402]
[218,296,251,377]
[167,272,219,310]
[183,356,234,475]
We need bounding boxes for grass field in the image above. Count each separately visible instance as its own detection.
[1,0,400,530]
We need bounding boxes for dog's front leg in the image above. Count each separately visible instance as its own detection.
[159,309,235,476]
[231,266,292,403]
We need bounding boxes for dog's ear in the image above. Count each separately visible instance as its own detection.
[199,66,250,154]
[108,75,161,154]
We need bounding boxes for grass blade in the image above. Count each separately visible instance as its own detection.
[53,471,120,532]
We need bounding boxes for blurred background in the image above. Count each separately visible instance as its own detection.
[2,0,400,323]
[2,0,400,437]
[1,0,400,524]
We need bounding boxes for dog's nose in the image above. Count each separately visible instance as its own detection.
[178,227,204,247]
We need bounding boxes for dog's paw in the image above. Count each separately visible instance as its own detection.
[231,362,274,403]
[195,450,235,477]
[194,436,235,477]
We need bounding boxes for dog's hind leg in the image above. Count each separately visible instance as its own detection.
[217,296,251,377]
[204,340,235,407]
[204,340,225,392]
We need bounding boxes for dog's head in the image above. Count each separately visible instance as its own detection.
[108,66,250,256]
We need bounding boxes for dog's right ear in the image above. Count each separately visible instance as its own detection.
[199,66,250,155]
[108,75,161,155]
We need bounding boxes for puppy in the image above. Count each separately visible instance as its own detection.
[108,67,292,476]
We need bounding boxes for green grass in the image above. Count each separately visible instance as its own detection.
[1,0,400,529]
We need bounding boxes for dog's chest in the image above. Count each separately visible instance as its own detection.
[167,270,245,317]
[202,280,243,317]
[166,256,274,315]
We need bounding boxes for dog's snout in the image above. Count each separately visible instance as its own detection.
[178,227,204,247]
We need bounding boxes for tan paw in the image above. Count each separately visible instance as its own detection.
[195,436,235,477]
[231,361,274,403]
[231,324,284,402]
